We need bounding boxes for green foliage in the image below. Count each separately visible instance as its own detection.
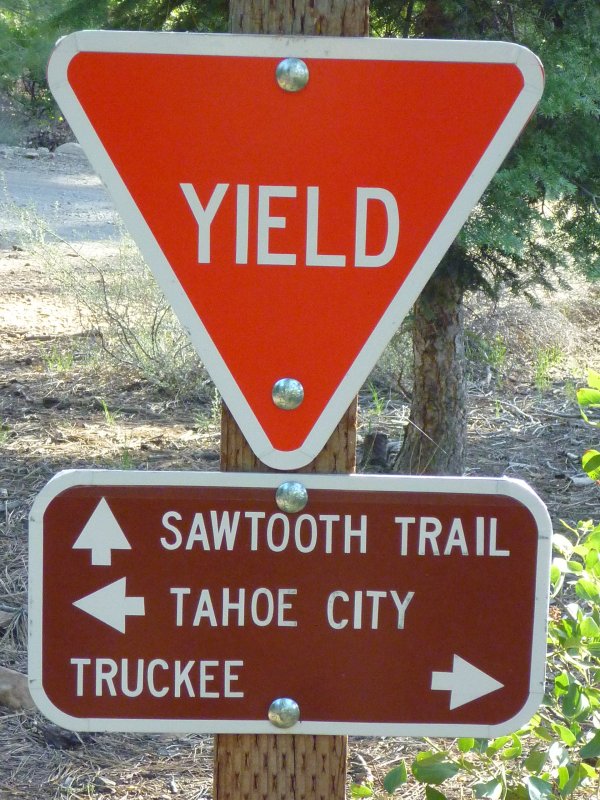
[378,518,600,800]
[577,370,600,483]
[194,386,222,433]
[411,752,460,784]
[50,0,228,34]
[43,344,74,372]
[382,763,407,793]
[370,0,600,292]
[534,346,564,391]
[464,331,508,385]
[578,370,600,428]
[0,2,58,112]
[0,2,77,100]
[351,784,375,798]
[98,397,115,425]
[582,450,600,482]
[0,0,228,142]
[118,446,134,468]
[0,1,83,144]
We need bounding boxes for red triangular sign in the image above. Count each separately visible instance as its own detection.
[48,33,543,469]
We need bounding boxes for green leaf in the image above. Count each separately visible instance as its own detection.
[425,787,447,800]
[582,450,600,480]
[525,777,553,800]
[550,563,563,589]
[588,642,600,658]
[474,778,503,800]
[457,738,475,753]
[533,726,555,742]
[411,753,459,785]
[557,765,569,790]
[549,741,570,767]
[579,762,597,779]
[552,725,576,747]
[383,763,407,794]
[501,734,523,760]
[554,672,570,693]
[505,787,528,800]
[562,682,591,721]
[587,369,600,391]
[578,392,600,426]
[584,548,599,571]
[350,784,373,798]
[524,749,547,773]
[580,730,600,759]
[561,764,588,796]
[575,578,599,603]
[577,387,600,408]
[583,524,600,548]
[487,736,511,754]
[580,615,600,637]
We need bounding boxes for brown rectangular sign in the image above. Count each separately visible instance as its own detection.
[29,471,551,736]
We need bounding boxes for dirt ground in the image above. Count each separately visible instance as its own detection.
[0,146,598,799]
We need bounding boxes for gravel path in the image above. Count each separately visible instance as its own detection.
[1,146,120,244]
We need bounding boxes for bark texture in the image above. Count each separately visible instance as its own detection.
[395,250,467,476]
[230,0,369,36]
[215,732,347,800]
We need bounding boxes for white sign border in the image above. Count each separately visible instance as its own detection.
[30,470,551,736]
[47,33,544,470]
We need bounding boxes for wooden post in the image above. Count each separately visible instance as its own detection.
[215,3,366,796]
[216,401,356,800]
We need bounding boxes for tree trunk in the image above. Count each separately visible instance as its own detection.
[395,247,467,475]
[391,1,470,478]
[229,0,369,35]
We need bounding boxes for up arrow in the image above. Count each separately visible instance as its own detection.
[431,655,504,710]
[73,578,145,633]
[72,497,131,566]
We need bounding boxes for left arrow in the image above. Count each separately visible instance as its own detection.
[72,497,132,566]
[73,578,145,633]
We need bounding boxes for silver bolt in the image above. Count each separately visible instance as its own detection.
[268,697,300,729]
[275,482,308,513]
[276,58,309,92]
[272,378,304,410]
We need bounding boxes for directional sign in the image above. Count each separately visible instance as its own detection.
[29,471,551,736]
[47,34,544,469]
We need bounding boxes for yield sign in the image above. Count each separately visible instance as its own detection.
[48,34,544,469]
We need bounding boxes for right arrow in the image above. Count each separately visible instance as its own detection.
[431,655,504,710]
[72,497,131,566]
[73,578,145,633]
